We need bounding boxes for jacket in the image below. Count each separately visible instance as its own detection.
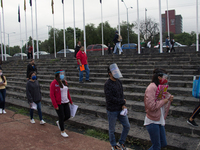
[26,80,41,104]
[50,79,72,109]
[74,44,81,58]
[113,34,119,44]
[144,83,171,121]
[76,50,88,65]
[27,63,37,78]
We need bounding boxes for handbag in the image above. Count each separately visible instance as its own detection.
[69,104,78,118]
[192,76,200,98]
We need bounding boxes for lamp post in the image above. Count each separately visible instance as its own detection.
[121,0,132,44]
[2,32,15,55]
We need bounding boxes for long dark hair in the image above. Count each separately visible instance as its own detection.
[28,71,36,79]
[152,68,167,87]
[55,70,68,88]
[0,68,5,83]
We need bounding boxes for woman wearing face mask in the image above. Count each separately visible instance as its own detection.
[50,70,73,138]
[26,71,46,125]
[144,69,173,150]
[0,68,7,114]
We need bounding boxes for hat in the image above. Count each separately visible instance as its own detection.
[54,70,65,74]
[115,30,118,33]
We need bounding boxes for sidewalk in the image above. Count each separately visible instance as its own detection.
[0,109,112,150]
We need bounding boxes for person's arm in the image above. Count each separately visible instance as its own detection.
[77,59,82,66]
[67,89,73,104]
[26,82,33,103]
[2,76,7,86]
[50,81,58,109]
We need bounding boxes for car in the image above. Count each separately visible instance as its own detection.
[121,43,137,50]
[34,51,50,55]
[13,53,27,57]
[0,54,12,58]
[57,49,75,54]
[86,44,108,52]
[154,42,187,48]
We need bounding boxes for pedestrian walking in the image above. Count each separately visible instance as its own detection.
[108,43,111,54]
[26,71,46,125]
[170,39,175,52]
[50,70,73,138]
[28,45,33,59]
[165,36,170,53]
[144,68,173,150]
[74,41,81,58]
[76,46,91,83]
[0,67,7,114]
[104,64,130,150]
[113,31,123,55]
[27,59,37,80]
[187,103,200,127]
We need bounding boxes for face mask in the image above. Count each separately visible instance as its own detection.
[159,78,168,85]
[0,72,2,76]
[32,76,37,80]
[60,74,64,80]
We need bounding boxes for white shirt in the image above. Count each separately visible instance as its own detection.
[60,85,70,104]
[144,106,166,126]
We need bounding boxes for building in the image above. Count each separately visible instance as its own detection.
[162,10,182,34]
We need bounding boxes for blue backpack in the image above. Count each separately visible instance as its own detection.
[192,76,200,98]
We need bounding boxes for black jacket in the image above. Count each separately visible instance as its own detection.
[104,79,125,112]
[74,45,81,58]
[27,63,37,78]
[113,34,119,44]
[26,80,41,103]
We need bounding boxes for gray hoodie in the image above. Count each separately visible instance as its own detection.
[26,80,42,103]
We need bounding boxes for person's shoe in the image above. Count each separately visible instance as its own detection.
[40,120,46,125]
[30,119,35,124]
[79,81,84,83]
[61,132,69,138]
[111,145,121,150]
[0,109,2,114]
[187,119,198,127]
[85,80,91,82]
[117,142,128,150]
[121,52,124,55]
[56,121,60,130]
[2,110,6,114]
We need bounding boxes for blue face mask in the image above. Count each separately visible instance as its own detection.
[60,74,64,80]
[32,76,37,80]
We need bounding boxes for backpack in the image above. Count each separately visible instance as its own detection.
[192,76,200,98]
[118,34,122,42]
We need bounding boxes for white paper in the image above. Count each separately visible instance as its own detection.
[31,102,37,110]
[69,104,78,118]
[120,108,128,116]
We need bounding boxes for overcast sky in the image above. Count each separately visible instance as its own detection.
[1,0,200,47]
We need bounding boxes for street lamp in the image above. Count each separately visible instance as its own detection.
[2,32,15,55]
[121,0,132,44]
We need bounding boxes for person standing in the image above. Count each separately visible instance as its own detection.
[0,68,7,114]
[50,70,73,138]
[74,41,81,58]
[108,43,111,54]
[28,45,33,59]
[147,41,151,48]
[26,71,46,125]
[144,68,173,150]
[113,31,123,55]
[170,39,175,52]
[165,36,170,53]
[104,64,130,150]
[76,46,91,83]
[27,59,37,80]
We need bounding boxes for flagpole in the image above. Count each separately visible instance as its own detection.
[30,1,35,59]
[73,0,76,49]
[2,0,6,61]
[24,0,28,54]
[0,13,3,61]
[53,14,56,58]
[159,0,163,53]
[19,5,23,60]
[137,0,140,54]
[166,0,170,39]
[62,1,66,57]
[83,0,86,53]
[35,0,39,59]
[118,0,121,55]
[196,0,199,52]
[101,0,104,55]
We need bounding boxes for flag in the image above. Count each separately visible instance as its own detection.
[30,0,32,6]
[51,0,54,14]
[62,0,64,4]
[1,0,3,8]
[18,5,20,22]
[100,0,101,3]
[24,0,26,11]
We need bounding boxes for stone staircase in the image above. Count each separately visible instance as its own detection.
[2,51,200,150]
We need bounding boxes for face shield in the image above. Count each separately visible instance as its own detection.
[109,63,123,79]
[160,73,170,85]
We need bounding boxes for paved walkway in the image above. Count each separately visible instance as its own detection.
[0,109,112,150]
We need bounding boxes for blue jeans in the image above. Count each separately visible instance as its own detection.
[30,102,43,121]
[0,89,6,110]
[113,42,123,53]
[107,110,130,146]
[146,124,167,150]
[79,64,90,82]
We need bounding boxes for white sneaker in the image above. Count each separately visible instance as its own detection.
[40,120,46,125]
[56,121,60,130]
[0,109,2,114]
[61,132,68,138]
[2,110,6,114]
[30,119,35,124]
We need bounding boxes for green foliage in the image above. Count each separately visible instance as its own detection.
[85,129,109,141]
[174,32,196,46]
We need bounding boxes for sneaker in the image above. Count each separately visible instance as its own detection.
[0,109,2,114]
[79,81,84,83]
[30,119,35,124]
[187,119,198,127]
[61,132,69,138]
[40,120,46,125]
[56,121,60,130]
[117,142,128,150]
[85,80,91,82]
[2,110,6,114]
[111,145,121,150]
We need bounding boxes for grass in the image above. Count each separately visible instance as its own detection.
[85,129,109,141]
[7,106,29,115]
[50,59,60,63]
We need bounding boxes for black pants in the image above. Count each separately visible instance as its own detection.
[190,102,200,119]
[0,89,6,109]
[56,103,71,131]
[166,47,170,53]
[171,46,175,52]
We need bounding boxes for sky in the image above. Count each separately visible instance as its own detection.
[1,0,200,48]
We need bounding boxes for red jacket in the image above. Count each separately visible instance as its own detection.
[76,50,88,65]
[50,79,72,109]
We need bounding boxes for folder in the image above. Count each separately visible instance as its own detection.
[80,65,85,71]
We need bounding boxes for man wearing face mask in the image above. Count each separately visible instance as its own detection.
[104,63,130,150]
[76,46,91,83]
[27,59,37,80]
